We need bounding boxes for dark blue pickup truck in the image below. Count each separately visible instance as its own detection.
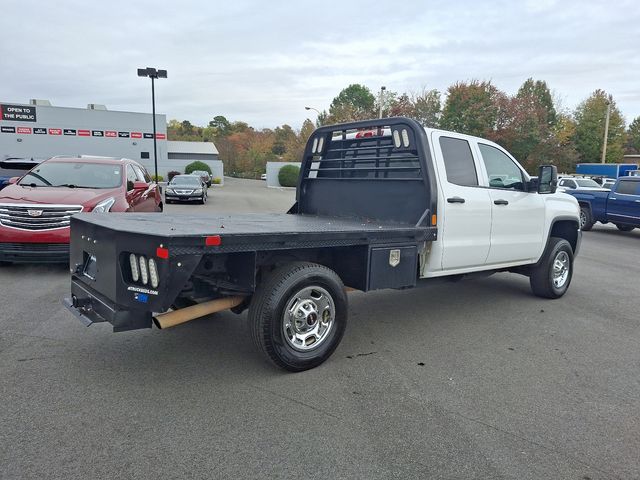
[568,177,640,232]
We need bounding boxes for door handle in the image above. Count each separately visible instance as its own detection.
[447,197,465,204]
[494,199,509,205]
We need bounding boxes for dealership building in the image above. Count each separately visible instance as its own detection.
[0,100,221,179]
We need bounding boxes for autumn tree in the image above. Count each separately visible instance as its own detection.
[208,115,232,136]
[440,80,503,137]
[491,79,558,165]
[517,78,556,126]
[573,90,626,163]
[323,84,376,123]
[626,116,640,154]
[410,88,441,127]
[383,89,441,127]
[383,91,405,117]
[279,120,315,163]
[272,124,297,156]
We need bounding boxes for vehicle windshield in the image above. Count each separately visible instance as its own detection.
[170,176,201,186]
[0,167,29,179]
[18,162,123,188]
[575,179,601,188]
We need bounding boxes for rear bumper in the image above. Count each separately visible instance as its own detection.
[64,276,152,332]
[0,242,69,263]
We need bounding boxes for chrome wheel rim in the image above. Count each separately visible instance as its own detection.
[579,210,586,228]
[282,286,335,351]
[552,251,570,288]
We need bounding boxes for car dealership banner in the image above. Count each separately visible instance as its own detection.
[0,124,165,139]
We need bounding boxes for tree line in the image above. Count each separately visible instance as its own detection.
[167,117,315,178]
[168,79,640,176]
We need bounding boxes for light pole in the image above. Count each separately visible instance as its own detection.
[379,86,386,119]
[305,106,322,126]
[601,98,611,164]
[137,67,167,183]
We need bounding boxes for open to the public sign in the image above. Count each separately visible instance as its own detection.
[0,104,37,122]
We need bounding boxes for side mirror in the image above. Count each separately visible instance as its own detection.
[132,181,148,190]
[537,165,557,194]
[8,176,20,184]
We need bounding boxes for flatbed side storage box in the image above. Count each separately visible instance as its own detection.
[368,245,418,290]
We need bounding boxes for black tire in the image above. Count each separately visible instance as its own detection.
[615,224,635,232]
[579,206,594,231]
[530,237,574,299]
[248,262,348,372]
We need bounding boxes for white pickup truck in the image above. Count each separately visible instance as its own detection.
[64,117,581,371]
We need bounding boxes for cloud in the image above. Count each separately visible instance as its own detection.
[1,0,639,128]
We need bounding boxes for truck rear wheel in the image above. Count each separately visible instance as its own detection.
[248,262,348,371]
[529,237,574,299]
[579,206,594,231]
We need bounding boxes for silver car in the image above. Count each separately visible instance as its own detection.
[192,170,211,187]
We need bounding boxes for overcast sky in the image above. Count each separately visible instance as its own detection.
[2,0,639,129]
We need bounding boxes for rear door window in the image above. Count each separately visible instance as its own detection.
[439,137,478,186]
[615,180,639,195]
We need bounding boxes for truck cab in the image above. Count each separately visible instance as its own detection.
[423,129,579,276]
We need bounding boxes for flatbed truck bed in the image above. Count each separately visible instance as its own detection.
[77,212,436,251]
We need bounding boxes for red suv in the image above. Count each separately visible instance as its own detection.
[0,156,162,263]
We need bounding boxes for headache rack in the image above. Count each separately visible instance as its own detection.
[293,117,437,227]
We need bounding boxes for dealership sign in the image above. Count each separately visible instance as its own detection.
[0,124,167,140]
[0,104,37,122]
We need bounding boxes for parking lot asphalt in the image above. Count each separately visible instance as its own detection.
[1,178,639,480]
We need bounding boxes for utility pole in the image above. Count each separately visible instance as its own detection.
[601,98,611,164]
[379,86,386,119]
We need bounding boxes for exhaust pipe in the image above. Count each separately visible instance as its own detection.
[153,296,246,330]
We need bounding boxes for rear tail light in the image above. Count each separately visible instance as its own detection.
[129,254,140,282]
[148,258,159,288]
[127,253,161,288]
[138,256,149,285]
